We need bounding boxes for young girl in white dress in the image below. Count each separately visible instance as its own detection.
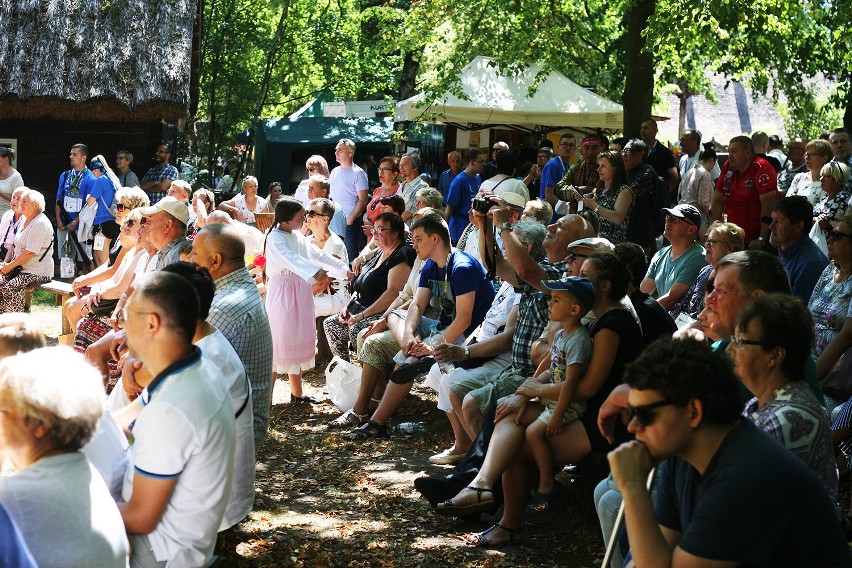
[264,197,352,402]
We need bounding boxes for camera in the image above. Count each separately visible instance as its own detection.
[471,196,494,214]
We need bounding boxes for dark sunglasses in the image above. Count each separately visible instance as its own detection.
[115,203,129,211]
[307,210,329,218]
[627,399,676,427]
[139,217,149,225]
[828,229,852,241]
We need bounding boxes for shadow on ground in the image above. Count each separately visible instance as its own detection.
[218,367,606,567]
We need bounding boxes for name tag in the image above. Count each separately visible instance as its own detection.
[64,195,82,213]
[93,233,106,251]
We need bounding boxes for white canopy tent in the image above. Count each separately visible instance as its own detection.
[395,56,624,134]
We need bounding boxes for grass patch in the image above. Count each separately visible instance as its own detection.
[32,289,58,306]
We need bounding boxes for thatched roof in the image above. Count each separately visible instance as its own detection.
[0,0,196,121]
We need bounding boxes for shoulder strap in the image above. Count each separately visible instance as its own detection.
[39,226,55,262]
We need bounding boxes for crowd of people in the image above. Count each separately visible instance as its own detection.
[0,126,851,566]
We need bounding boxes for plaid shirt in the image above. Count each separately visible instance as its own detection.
[209,267,274,448]
[142,163,179,203]
[510,260,567,374]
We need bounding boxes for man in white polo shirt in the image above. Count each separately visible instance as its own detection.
[118,272,235,567]
[329,138,369,260]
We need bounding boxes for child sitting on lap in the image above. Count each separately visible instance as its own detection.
[525,277,595,516]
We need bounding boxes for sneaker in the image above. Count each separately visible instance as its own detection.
[389,357,436,384]
[326,408,368,429]
[429,447,466,465]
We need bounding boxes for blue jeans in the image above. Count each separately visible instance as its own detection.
[344,218,362,264]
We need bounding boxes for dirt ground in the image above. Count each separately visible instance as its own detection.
[216,368,607,567]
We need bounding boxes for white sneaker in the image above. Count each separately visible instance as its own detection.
[429,447,466,465]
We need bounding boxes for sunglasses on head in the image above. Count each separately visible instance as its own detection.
[627,399,676,427]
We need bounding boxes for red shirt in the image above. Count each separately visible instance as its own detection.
[365,184,399,225]
[715,156,777,243]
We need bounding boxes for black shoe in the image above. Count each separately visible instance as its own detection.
[389,357,436,384]
[414,476,483,522]
[290,394,319,404]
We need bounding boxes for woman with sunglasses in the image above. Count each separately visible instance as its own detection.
[809,211,852,395]
[323,212,414,363]
[812,162,851,251]
[437,252,643,547]
[294,155,330,208]
[0,146,24,217]
[306,197,350,317]
[65,187,150,317]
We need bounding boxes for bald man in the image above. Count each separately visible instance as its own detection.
[190,225,273,448]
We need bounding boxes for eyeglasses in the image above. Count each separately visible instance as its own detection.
[665,214,691,225]
[378,167,396,173]
[704,239,727,248]
[828,229,852,241]
[805,152,825,158]
[115,203,129,211]
[567,252,588,263]
[627,400,676,427]
[307,210,329,218]
[730,335,767,349]
[372,226,390,234]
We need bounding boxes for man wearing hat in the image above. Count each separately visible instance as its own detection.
[554,135,602,210]
[138,196,190,269]
[640,204,708,310]
[87,157,119,266]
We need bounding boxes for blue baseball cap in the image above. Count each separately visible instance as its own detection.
[540,276,596,313]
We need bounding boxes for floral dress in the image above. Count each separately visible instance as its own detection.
[808,264,852,359]
[596,184,633,244]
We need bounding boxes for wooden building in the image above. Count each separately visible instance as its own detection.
[0,0,200,217]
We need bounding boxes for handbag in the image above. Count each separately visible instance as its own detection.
[821,347,852,400]
[88,298,120,318]
[325,356,362,412]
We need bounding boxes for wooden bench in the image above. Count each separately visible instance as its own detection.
[24,280,75,335]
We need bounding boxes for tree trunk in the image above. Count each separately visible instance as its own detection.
[622,0,656,138]
[398,50,422,101]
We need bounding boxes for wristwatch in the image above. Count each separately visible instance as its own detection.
[463,346,471,360]
[499,222,513,232]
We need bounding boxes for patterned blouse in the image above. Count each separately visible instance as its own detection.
[808,263,852,358]
[596,184,633,244]
[813,190,851,231]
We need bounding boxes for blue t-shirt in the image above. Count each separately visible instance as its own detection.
[540,156,569,199]
[57,168,96,221]
[438,168,459,197]
[88,175,116,224]
[0,503,37,567]
[445,172,481,242]
[417,249,496,336]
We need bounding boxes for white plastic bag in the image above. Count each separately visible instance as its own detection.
[60,257,75,278]
[809,222,829,257]
[325,356,361,412]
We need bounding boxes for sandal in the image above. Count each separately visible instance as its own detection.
[466,523,522,548]
[389,357,436,384]
[435,485,496,517]
[525,484,562,519]
[344,419,389,440]
[326,408,368,429]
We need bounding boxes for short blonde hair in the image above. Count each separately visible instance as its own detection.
[707,221,745,251]
[806,139,833,160]
[821,162,851,185]
[115,186,150,210]
[0,347,105,451]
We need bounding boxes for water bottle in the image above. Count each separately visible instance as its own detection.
[394,421,427,435]
[438,359,456,374]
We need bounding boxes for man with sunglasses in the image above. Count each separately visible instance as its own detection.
[606,338,849,567]
[640,204,707,311]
